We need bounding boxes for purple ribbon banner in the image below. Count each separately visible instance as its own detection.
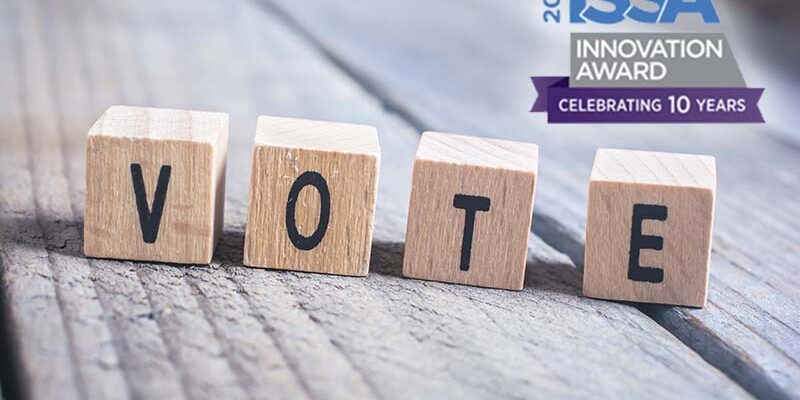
[531,77,764,123]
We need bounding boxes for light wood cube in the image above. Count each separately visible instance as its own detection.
[243,116,380,276]
[583,148,716,307]
[402,132,539,291]
[84,105,228,264]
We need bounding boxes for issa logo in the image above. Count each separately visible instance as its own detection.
[543,0,720,24]
[533,0,766,123]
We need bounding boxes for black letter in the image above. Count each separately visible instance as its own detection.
[130,163,171,244]
[453,194,491,271]
[628,204,667,283]
[286,171,330,251]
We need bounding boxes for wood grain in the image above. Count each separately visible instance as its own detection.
[244,116,380,276]
[584,149,716,307]
[84,105,228,264]
[263,0,800,397]
[403,132,538,290]
[0,0,761,399]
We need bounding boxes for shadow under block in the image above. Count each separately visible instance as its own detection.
[84,105,229,264]
[583,149,717,308]
[243,116,380,276]
[402,132,539,291]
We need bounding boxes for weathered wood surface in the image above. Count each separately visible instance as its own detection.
[0,0,781,399]
[263,0,800,398]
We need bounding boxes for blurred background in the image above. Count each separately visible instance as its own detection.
[693,0,800,139]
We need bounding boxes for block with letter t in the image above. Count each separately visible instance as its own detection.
[84,105,228,264]
[403,132,539,291]
[243,116,380,276]
[583,148,716,307]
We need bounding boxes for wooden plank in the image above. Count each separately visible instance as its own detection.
[0,1,127,399]
[261,0,800,398]
[0,0,754,398]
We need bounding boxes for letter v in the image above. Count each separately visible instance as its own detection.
[130,163,172,244]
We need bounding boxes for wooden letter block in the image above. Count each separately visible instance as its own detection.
[402,132,539,291]
[84,105,228,264]
[583,148,716,307]
[243,116,380,276]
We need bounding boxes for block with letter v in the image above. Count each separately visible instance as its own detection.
[84,105,228,264]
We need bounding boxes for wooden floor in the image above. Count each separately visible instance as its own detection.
[0,0,797,399]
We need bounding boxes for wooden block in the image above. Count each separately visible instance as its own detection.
[402,132,539,291]
[84,105,228,264]
[243,116,380,276]
[583,148,716,307]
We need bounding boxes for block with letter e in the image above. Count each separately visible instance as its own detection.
[243,116,380,276]
[583,148,716,307]
[403,132,539,291]
[84,105,228,264]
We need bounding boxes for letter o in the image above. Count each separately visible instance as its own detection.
[285,171,331,251]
